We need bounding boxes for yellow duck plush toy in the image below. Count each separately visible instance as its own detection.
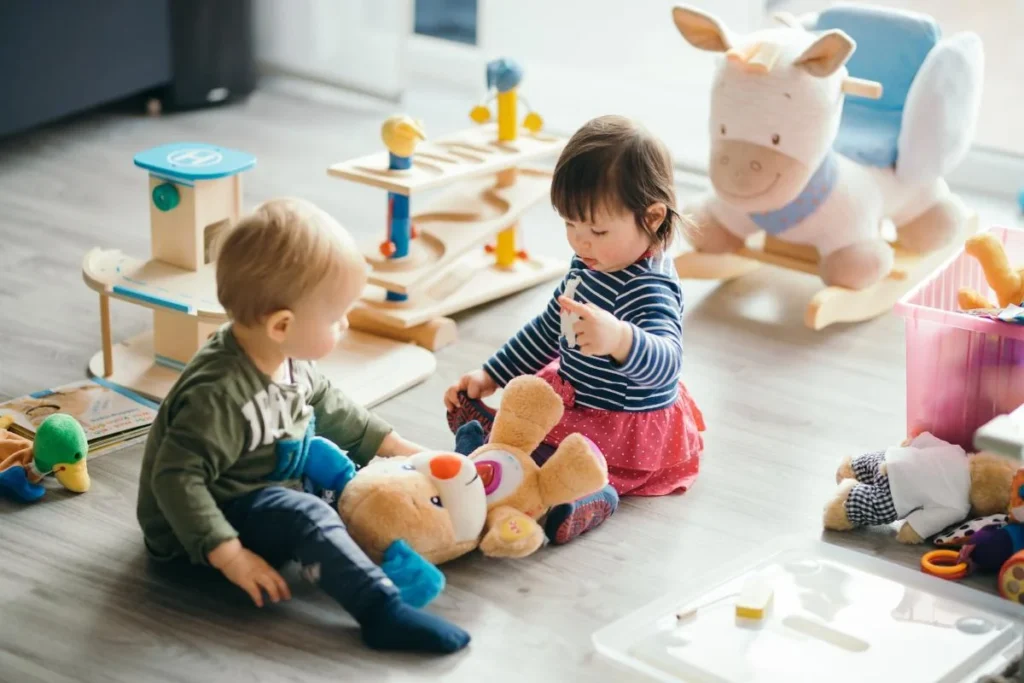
[958,232,1024,310]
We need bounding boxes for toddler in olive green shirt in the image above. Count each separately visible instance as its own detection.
[136,197,470,654]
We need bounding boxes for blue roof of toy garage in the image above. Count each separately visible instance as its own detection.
[133,143,256,182]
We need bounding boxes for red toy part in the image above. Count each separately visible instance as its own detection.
[410,224,419,239]
[484,244,496,254]
[998,550,1024,602]
[516,249,529,260]
[379,241,397,258]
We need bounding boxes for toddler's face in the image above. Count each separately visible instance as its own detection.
[563,205,653,272]
[281,274,362,361]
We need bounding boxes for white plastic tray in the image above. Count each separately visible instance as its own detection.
[593,537,1024,683]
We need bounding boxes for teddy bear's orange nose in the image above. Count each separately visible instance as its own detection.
[430,454,463,480]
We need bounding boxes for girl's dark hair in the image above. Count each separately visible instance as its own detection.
[551,115,694,252]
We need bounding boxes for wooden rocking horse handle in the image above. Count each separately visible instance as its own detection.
[842,77,883,100]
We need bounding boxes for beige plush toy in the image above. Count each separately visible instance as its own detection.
[335,375,609,567]
[823,432,1016,544]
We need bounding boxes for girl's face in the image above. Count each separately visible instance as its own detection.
[563,203,663,272]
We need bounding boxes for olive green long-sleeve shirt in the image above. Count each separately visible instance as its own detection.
[136,325,392,565]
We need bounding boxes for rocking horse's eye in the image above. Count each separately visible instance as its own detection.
[772,134,781,145]
[720,124,726,135]
[430,496,443,508]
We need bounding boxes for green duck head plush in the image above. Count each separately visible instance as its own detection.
[34,414,89,493]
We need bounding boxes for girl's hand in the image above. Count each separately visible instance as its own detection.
[558,296,634,363]
[444,369,498,412]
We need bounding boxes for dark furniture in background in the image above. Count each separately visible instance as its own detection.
[0,0,255,139]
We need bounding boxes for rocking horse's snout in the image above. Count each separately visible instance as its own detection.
[709,139,808,211]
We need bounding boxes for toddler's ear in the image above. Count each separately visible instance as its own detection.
[645,202,668,229]
[265,309,295,343]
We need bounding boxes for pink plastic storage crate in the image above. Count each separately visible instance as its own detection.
[895,226,1024,451]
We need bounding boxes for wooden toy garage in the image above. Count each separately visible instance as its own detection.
[81,143,435,407]
[328,57,567,351]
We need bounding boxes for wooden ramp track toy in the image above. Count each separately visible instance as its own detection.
[328,110,568,352]
[81,142,435,406]
[674,204,978,330]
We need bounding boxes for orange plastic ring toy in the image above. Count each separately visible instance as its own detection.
[921,549,968,580]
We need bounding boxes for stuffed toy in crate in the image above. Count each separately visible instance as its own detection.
[823,432,1016,543]
[671,3,983,290]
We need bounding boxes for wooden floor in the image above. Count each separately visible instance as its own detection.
[1,78,1023,683]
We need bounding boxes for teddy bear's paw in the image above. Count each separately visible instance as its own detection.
[479,513,545,558]
[835,456,855,484]
[896,523,924,545]
[823,479,857,531]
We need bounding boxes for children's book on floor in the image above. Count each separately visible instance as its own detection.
[0,378,157,456]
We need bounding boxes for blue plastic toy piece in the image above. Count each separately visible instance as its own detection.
[133,142,257,185]
[380,539,445,608]
[486,58,524,93]
[814,6,940,168]
[0,465,46,503]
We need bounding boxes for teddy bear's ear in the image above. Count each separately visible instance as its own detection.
[489,376,564,453]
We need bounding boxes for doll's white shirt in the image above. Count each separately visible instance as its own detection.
[885,432,972,539]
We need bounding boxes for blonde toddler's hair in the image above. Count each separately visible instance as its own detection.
[216,197,367,326]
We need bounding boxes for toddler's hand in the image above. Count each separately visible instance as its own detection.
[558,296,633,362]
[208,539,292,607]
[444,370,497,412]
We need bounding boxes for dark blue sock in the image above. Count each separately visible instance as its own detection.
[544,484,619,545]
[359,598,470,654]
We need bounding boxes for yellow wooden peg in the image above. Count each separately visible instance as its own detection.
[523,111,543,133]
[470,104,491,124]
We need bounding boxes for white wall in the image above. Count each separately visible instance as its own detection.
[253,0,412,100]
[412,0,765,170]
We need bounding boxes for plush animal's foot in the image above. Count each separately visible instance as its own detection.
[687,207,744,254]
[819,240,894,290]
[835,456,855,484]
[823,478,858,531]
[896,197,961,254]
[896,523,924,544]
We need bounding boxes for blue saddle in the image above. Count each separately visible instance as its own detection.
[813,5,940,168]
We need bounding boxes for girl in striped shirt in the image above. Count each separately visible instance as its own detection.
[444,115,706,545]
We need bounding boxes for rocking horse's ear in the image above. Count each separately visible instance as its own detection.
[672,5,732,52]
[794,29,855,77]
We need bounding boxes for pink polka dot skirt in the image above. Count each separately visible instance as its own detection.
[534,362,705,497]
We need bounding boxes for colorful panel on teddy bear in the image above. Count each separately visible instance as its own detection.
[932,514,1008,547]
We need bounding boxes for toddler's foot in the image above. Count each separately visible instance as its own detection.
[544,485,619,545]
[446,391,496,436]
[360,599,470,654]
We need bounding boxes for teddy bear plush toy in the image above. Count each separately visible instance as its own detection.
[300,376,609,607]
[823,431,1016,543]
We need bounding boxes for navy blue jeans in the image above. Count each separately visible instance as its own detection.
[220,485,398,621]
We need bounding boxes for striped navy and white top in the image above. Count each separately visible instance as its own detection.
[483,252,684,412]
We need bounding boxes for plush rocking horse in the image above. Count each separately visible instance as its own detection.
[671,4,984,329]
